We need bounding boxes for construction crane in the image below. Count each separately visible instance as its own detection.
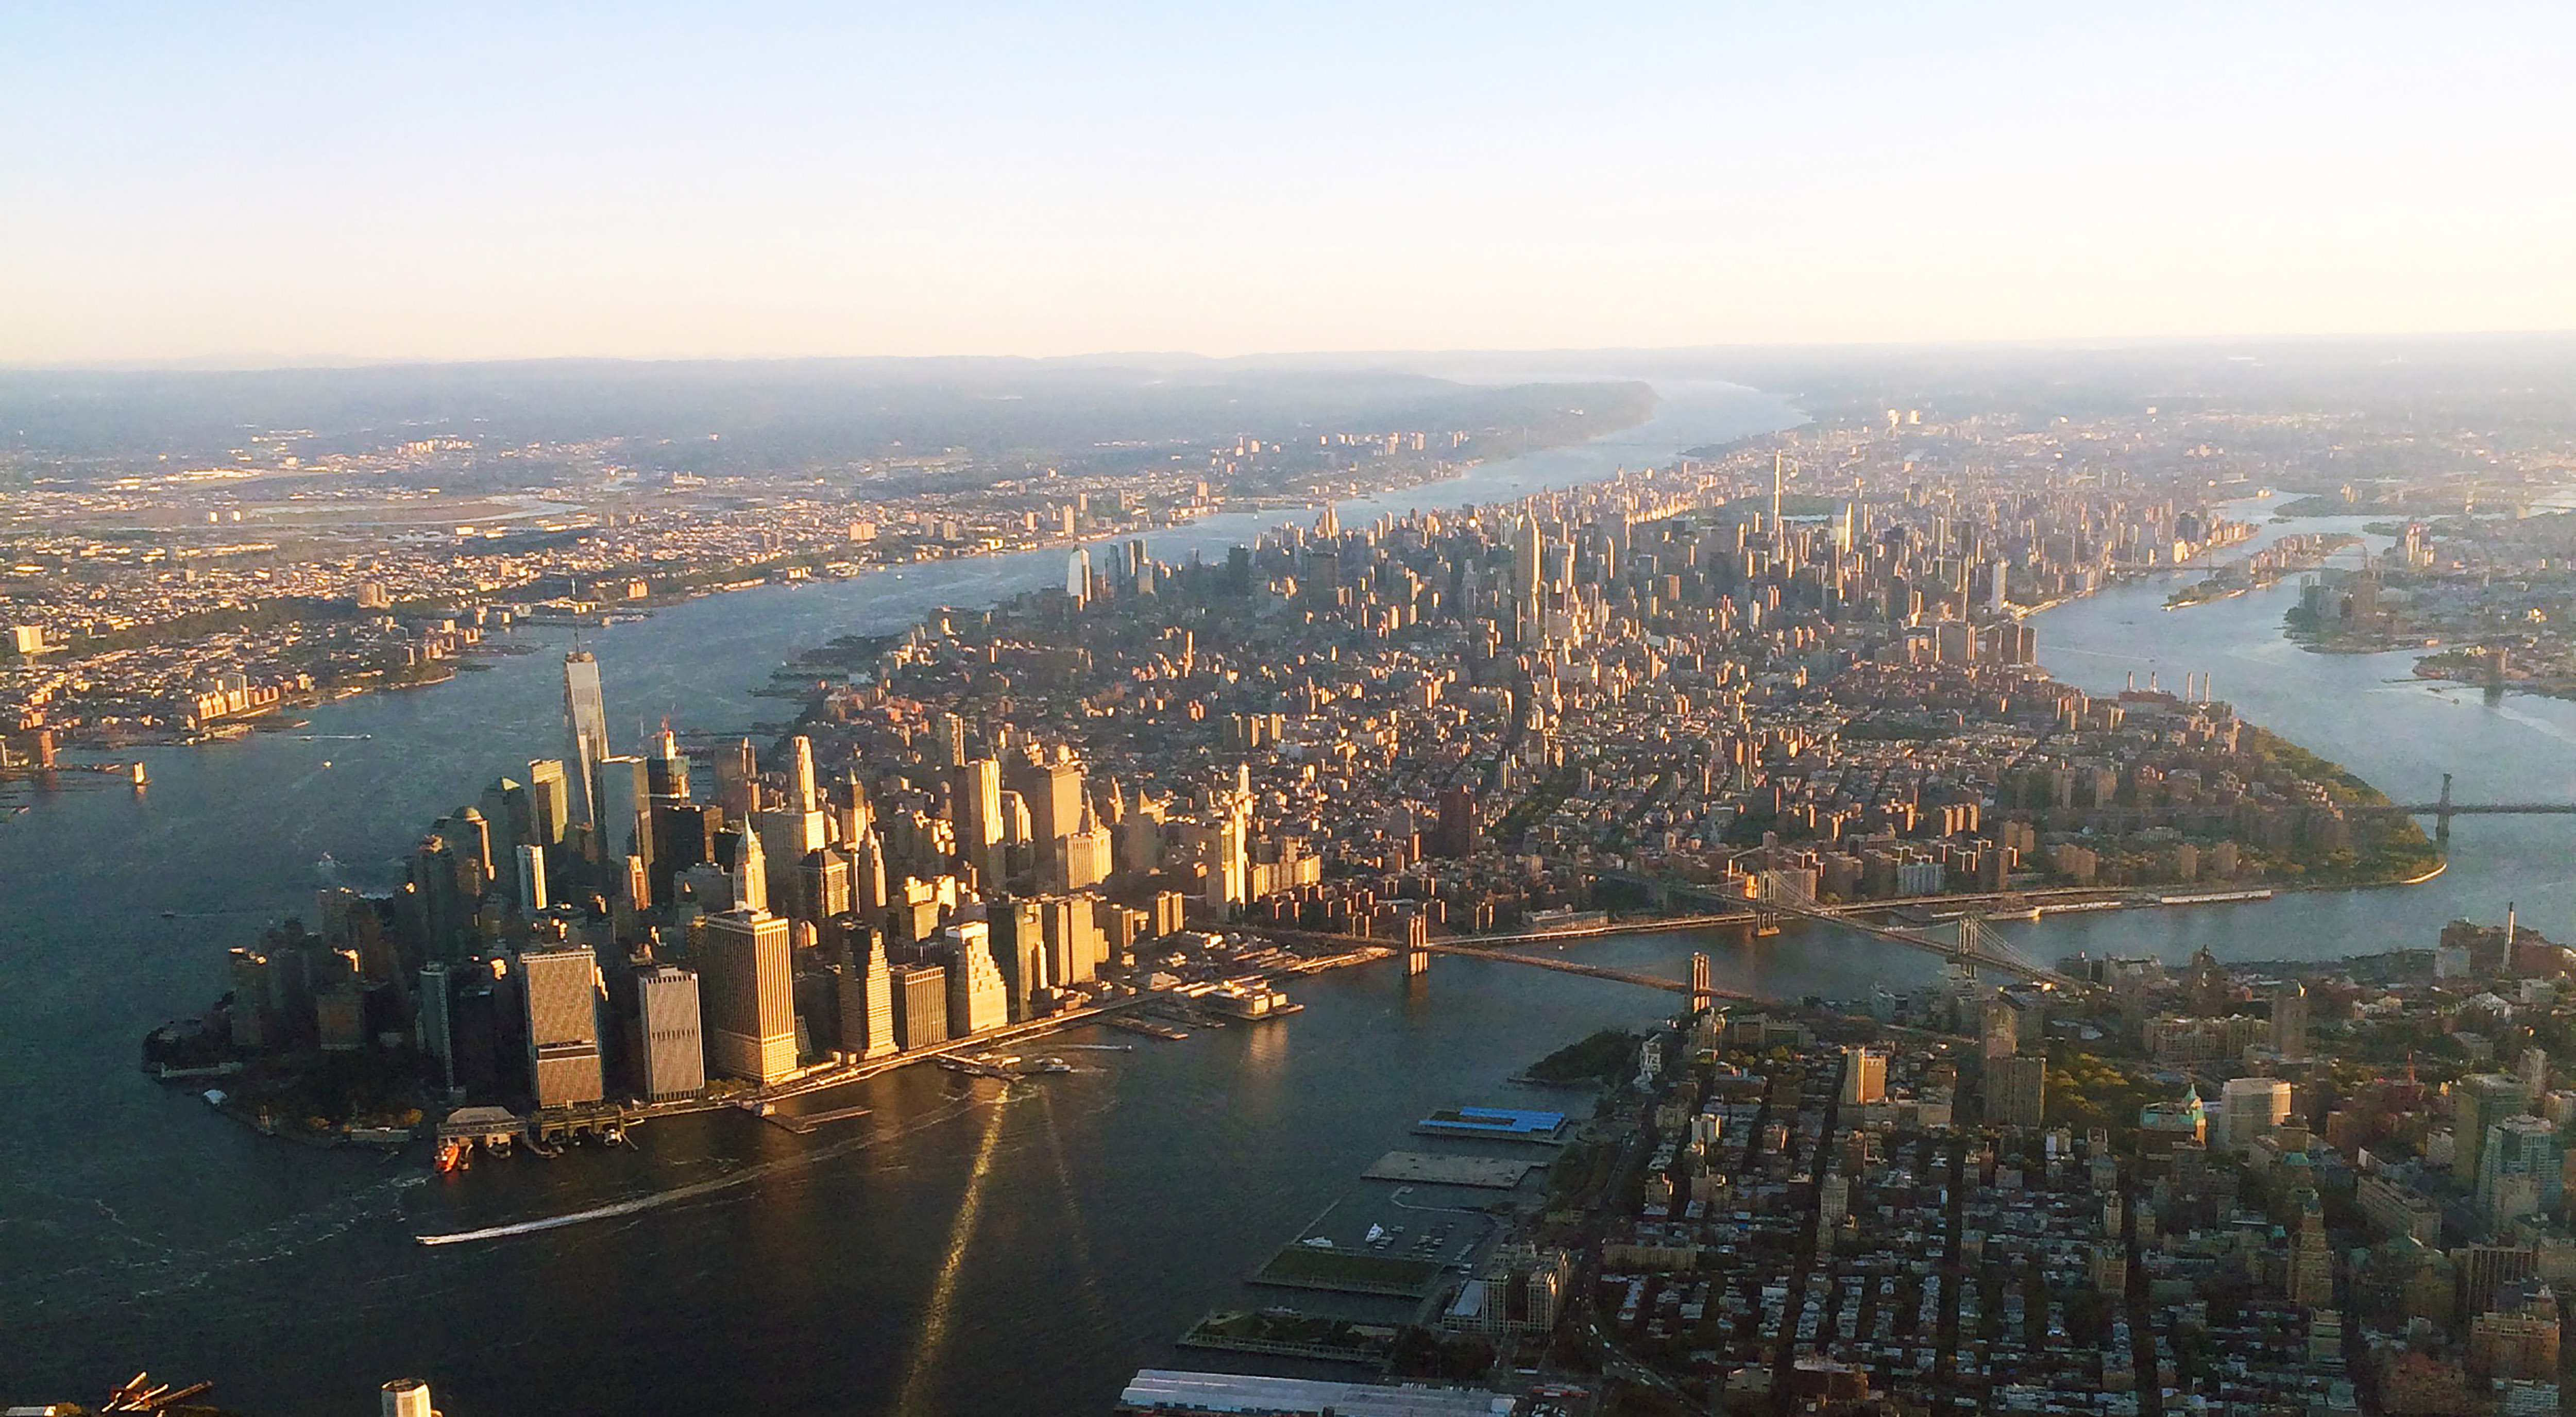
[101,1372,215,1412]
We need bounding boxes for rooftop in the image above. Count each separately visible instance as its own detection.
[1118,1369,1516,1417]
[1416,1106,1565,1139]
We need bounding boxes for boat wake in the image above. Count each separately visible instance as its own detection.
[414,1088,994,1246]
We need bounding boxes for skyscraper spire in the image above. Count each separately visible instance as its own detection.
[790,735,819,815]
[650,724,690,801]
[716,737,759,818]
[728,819,767,914]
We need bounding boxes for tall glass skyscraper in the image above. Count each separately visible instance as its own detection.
[563,651,611,829]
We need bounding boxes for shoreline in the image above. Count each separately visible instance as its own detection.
[226,854,2462,1175]
[135,401,2467,1201]
[13,415,1688,762]
[2281,631,2576,707]
[2298,855,2449,891]
[403,859,2437,1168]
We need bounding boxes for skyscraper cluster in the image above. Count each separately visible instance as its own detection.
[224,649,1171,1117]
[201,412,2285,1121]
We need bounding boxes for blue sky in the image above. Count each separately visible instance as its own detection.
[3,2,2570,363]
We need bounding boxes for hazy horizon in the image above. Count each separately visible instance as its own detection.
[7,4,2573,365]
[15,329,2576,379]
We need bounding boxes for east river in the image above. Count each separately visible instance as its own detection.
[7,391,2576,1413]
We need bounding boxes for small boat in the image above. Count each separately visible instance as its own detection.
[434,1137,469,1172]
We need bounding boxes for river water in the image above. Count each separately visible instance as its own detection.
[2025,504,2576,966]
[3,399,2568,1413]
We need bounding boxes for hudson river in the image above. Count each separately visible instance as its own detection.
[7,394,2574,1414]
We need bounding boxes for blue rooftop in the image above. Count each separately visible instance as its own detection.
[1416,1106,1566,1138]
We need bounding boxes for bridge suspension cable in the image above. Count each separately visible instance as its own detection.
[1242,924,1754,1002]
[1754,870,2075,988]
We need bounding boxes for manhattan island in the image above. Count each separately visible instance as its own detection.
[146,409,2443,1159]
[0,369,1651,763]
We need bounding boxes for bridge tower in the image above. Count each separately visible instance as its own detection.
[1689,952,1715,1016]
[1752,871,1785,938]
[1952,911,1987,973]
[2437,771,2454,844]
[1402,910,1430,976]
